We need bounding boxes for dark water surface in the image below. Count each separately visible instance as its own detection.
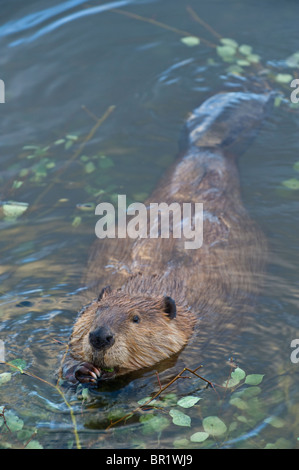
[0,0,299,449]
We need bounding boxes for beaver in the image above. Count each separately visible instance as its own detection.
[61,91,273,385]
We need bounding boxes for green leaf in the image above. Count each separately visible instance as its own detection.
[285,52,299,68]
[180,36,200,47]
[138,397,155,406]
[293,161,299,172]
[169,409,191,427]
[239,44,253,56]
[177,396,201,408]
[190,431,209,442]
[140,414,169,434]
[247,54,261,64]
[222,368,245,388]
[85,162,96,174]
[202,416,227,436]
[10,359,27,373]
[65,140,74,150]
[229,397,248,410]
[98,157,114,169]
[274,96,283,107]
[236,59,251,67]
[226,65,244,75]
[0,372,12,385]
[2,201,29,219]
[25,440,43,449]
[231,367,246,382]
[220,38,238,48]
[54,139,65,145]
[282,178,299,190]
[265,416,285,429]
[217,45,236,59]
[173,438,189,448]
[72,216,82,227]
[65,134,78,141]
[275,73,293,84]
[245,374,264,385]
[0,410,24,432]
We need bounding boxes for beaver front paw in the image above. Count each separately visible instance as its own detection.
[74,362,101,384]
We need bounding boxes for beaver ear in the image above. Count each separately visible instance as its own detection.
[98,286,112,301]
[162,296,177,320]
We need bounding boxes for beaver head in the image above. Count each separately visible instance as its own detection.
[70,286,195,374]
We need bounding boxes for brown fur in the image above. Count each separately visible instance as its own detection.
[69,292,196,374]
[61,92,272,383]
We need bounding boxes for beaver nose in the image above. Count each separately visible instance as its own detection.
[89,326,115,350]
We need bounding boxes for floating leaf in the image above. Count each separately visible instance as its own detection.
[222,368,245,388]
[177,396,201,409]
[0,372,12,385]
[220,38,238,48]
[138,397,155,406]
[12,180,23,189]
[0,410,24,432]
[65,134,78,141]
[98,157,114,169]
[282,178,299,190]
[274,96,283,107]
[265,416,285,429]
[190,431,209,443]
[2,201,29,219]
[180,36,200,47]
[285,52,299,68]
[247,54,261,63]
[239,44,253,56]
[85,161,96,174]
[169,409,191,427]
[231,367,246,382]
[293,162,299,172]
[245,374,264,385]
[10,359,27,373]
[173,438,189,447]
[54,139,65,145]
[140,414,169,434]
[25,440,43,449]
[202,416,227,436]
[229,397,248,410]
[217,45,236,59]
[72,216,82,227]
[65,140,74,150]
[226,65,243,75]
[236,59,250,67]
[275,73,293,84]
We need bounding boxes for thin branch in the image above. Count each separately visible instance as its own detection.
[112,8,216,48]
[106,364,216,430]
[0,360,81,449]
[30,104,116,210]
[186,6,222,40]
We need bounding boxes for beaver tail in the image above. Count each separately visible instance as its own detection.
[184,91,274,157]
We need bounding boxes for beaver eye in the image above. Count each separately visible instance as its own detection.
[132,315,140,324]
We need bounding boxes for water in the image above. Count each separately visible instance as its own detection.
[0,0,299,449]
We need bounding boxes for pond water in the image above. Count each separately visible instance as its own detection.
[0,0,299,450]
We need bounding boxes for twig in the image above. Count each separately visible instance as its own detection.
[0,406,11,433]
[0,360,81,449]
[106,364,216,430]
[186,6,222,40]
[112,9,216,48]
[30,104,116,210]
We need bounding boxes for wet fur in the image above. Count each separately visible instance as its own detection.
[61,92,272,381]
